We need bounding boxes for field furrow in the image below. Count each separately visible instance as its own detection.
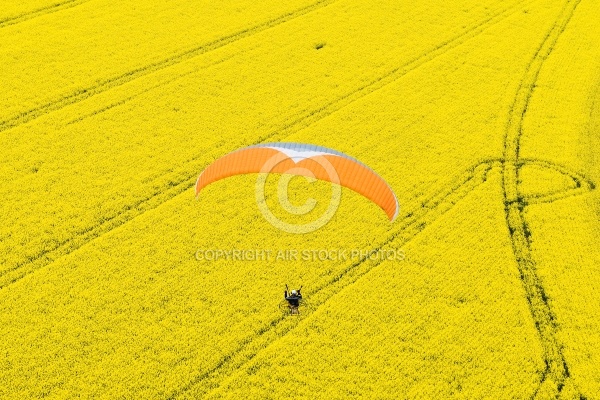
[0,0,89,28]
[501,0,586,396]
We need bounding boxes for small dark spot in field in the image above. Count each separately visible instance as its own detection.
[315,42,326,50]
[30,162,42,174]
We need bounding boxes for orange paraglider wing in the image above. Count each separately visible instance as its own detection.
[195,143,399,221]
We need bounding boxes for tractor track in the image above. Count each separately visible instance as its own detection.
[518,158,595,205]
[64,53,237,126]
[0,0,89,29]
[500,0,585,397]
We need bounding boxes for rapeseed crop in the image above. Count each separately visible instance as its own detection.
[1,0,598,398]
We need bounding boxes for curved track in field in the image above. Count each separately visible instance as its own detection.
[501,0,586,397]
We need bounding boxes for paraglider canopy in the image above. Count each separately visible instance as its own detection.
[196,142,399,221]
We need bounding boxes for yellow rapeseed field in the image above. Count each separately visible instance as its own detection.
[0,0,598,398]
